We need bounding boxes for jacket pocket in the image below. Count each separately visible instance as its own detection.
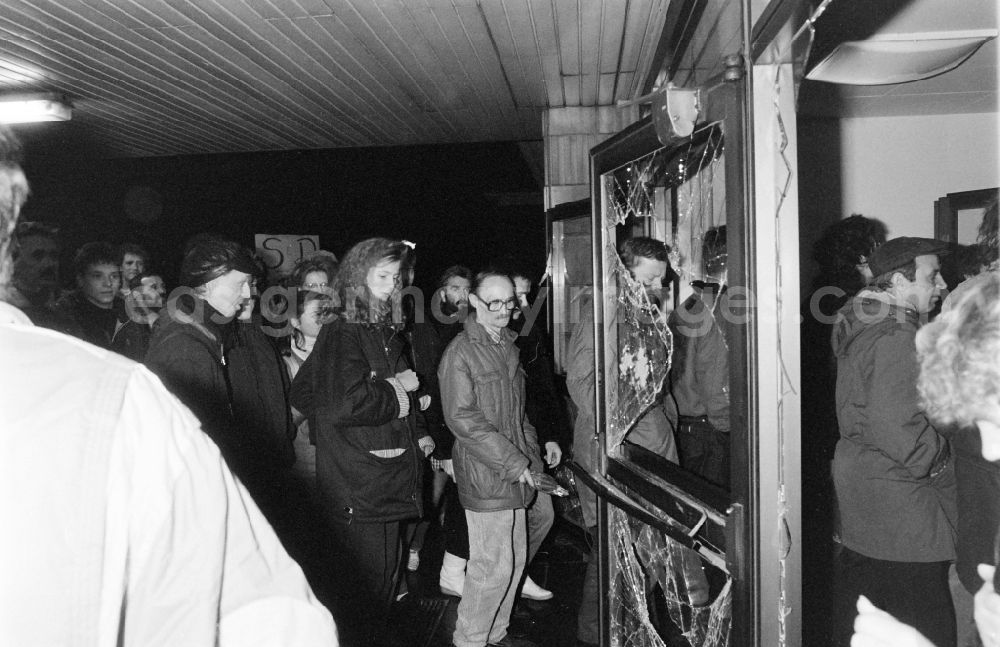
[473,369,503,422]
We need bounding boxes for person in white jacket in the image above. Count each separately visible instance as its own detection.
[0,125,337,647]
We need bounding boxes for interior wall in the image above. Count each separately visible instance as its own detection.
[839,111,999,239]
[797,110,999,295]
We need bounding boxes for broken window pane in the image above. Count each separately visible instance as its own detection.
[598,123,732,646]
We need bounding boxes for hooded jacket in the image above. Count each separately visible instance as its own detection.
[831,291,956,562]
[438,315,541,512]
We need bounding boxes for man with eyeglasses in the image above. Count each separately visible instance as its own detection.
[439,270,542,647]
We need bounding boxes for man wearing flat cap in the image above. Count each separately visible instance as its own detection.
[830,236,957,647]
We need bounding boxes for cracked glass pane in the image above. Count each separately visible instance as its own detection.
[599,124,731,646]
[609,506,731,647]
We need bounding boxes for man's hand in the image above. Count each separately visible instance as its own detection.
[850,595,936,647]
[517,468,536,490]
[442,459,454,478]
[395,369,419,392]
[544,441,562,468]
[976,564,1000,647]
[418,435,435,457]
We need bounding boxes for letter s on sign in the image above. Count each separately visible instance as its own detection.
[261,237,284,270]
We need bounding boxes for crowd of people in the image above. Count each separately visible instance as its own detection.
[2,125,574,645]
[799,204,1000,647]
[3,119,1000,647]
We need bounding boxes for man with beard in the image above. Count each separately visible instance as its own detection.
[7,221,81,335]
[407,265,478,593]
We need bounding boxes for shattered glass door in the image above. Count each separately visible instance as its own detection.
[582,72,749,646]
[597,123,732,647]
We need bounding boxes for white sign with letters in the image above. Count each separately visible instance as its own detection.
[254,234,320,277]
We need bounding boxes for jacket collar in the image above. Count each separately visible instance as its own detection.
[854,289,920,321]
[464,312,516,347]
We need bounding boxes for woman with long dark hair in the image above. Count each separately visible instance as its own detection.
[291,237,432,645]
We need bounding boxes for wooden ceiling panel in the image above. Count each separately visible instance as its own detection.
[0,0,669,156]
[620,0,666,98]
[0,20,267,153]
[494,0,550,109]
[452,4,522,114]
[430,6,508,113]
[599,0,628,75]
[554,0,581,78]
[526,0,565,107]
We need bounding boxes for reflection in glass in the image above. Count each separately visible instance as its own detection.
[551,214,593,374]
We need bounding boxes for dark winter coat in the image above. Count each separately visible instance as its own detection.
[111,318,154,362]
[407,305,465,458]
[144,300,239,469]
[509,313,570,448]
[438,315,541,513]
[291,318,424,525]
[948,427,1000,592]
[54,291,120,350]
[831,291,956,562]
[226,315,296,471]
[408,317,449,458]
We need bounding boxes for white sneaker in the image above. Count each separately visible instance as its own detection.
[407,549,420,572]
[439,551,466,597]
[520,575,553,601]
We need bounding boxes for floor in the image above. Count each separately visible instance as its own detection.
[380,516,592,647]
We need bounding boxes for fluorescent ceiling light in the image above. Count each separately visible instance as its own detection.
[806,31,997,85]
[0,94,72,124]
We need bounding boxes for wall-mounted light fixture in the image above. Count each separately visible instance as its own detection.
[806,30,997,85]
[0,93,72,124]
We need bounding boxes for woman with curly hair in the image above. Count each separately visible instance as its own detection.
[290,237,433,645]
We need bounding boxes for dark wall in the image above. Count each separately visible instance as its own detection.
[19,142,544,292]
[796,115,844,299]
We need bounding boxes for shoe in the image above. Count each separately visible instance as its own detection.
[519,575,553,601]
[488,636,539,647]
[439,551,466,597]
[407,548,420,572]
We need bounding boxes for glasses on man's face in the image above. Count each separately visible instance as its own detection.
[483,297,518,312]
[303,282,328,290]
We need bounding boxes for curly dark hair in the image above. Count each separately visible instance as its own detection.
[287,254,339,289]
[812,214,888,296]
[331,237,410,325]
